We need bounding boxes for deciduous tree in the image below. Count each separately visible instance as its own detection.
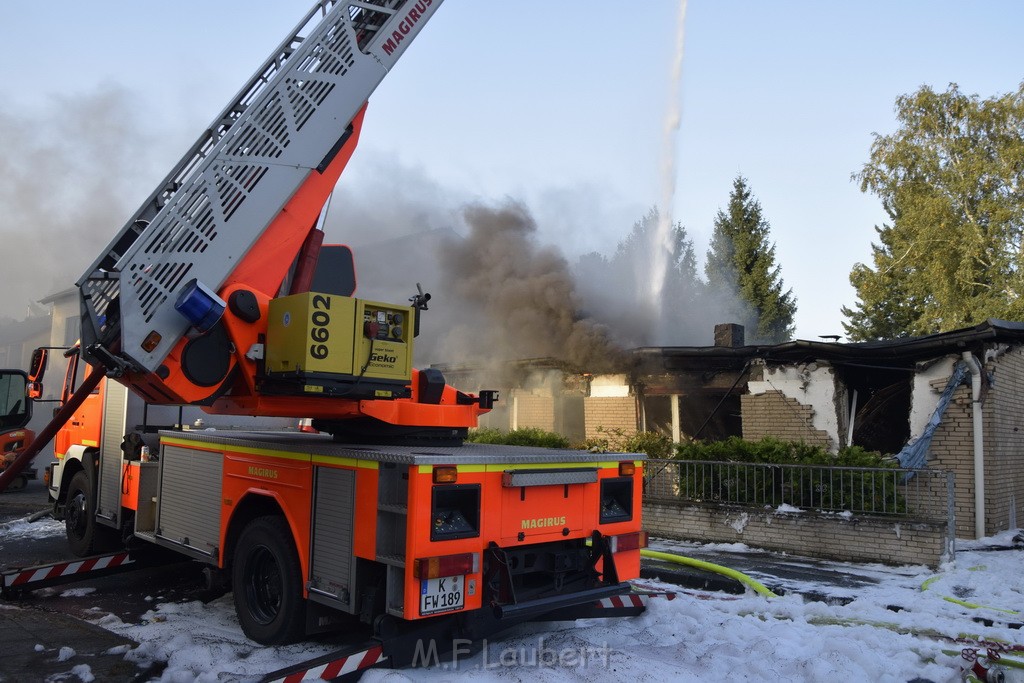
[843,82,1024,340]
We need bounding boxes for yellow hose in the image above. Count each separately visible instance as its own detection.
[920,574,1020,615]
[641,548,778,598]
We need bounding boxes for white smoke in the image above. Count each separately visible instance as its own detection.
[648,0,689,340]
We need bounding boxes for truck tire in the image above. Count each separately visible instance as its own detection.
[65,470,118,557]
[232,515,306,645]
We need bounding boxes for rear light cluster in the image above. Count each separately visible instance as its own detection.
[608,530,648,553]
[432,466,457,484]
[414,552,479,579]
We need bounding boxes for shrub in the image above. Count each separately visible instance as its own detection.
[581,427,674,458]
[466,427,570,449]
[671,436,904,513]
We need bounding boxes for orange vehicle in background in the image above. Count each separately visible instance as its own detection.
[0,357,37,492]
[0,429,35,492]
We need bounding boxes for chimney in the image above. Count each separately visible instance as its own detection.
[714,323,745,348]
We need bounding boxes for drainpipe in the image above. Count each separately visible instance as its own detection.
[962,352,985,539]
[671,394,681,443]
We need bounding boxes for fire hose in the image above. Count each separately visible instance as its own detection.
[921,572,1021,616]
[639,548,778,598]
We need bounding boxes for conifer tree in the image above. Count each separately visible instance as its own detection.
[705,176,796,343]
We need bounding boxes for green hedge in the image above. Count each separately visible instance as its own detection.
[674,436,895,467]
[466,427,570,449]
[583,427,675,459]
[672,437,905,513]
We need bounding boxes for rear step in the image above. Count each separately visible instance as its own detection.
[260,642,387,683]
[259,588,679,682]
[0,549,171,598]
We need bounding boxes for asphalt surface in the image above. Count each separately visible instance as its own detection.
[0,455,176,683]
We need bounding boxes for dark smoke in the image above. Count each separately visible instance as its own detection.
[435,201,626,373]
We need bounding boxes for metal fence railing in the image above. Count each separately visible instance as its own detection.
[643,459,955,525]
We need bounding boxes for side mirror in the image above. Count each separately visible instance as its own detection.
[27,348,48,398]
[28,348,48,382]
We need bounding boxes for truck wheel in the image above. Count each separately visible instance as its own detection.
[232,515,306,645]
[65,471,117,557]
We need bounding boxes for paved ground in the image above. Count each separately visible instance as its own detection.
[642,540,917,602]
[0,606,147,683]
[0,449,162,683]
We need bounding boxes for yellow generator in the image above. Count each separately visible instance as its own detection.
[264,292,415,399]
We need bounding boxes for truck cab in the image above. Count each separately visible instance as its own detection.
[0,370,33,491]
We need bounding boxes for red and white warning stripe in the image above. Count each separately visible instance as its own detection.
[3,552,134,589]
[269,645,387,683]
[595,591,677,610]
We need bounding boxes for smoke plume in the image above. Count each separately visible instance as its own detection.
[434,201,626,374]
[0,87,172,320]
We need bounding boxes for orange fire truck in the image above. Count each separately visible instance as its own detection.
[0,0,653,670]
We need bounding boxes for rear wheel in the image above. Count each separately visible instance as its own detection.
[65,470,118,557]
[232,515,306,645]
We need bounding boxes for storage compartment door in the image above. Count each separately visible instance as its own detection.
[308,466,356,612]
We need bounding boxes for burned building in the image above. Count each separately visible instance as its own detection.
[438,320,1024,539]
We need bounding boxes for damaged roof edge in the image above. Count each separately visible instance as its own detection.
[635,319,1024,368]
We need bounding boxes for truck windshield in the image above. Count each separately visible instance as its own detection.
[0,372,29,430]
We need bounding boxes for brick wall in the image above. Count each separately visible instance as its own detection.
[985,348,1024,535]
[926,383,980,538]
[643,500,950,568]
[584,396,638,440]
[513,394,555,432]
[923,350,1024,538]
[741,391,833,448]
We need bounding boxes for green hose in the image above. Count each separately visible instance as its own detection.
[641,548,778,598]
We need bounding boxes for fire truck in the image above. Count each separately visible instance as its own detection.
[0,0,651,666]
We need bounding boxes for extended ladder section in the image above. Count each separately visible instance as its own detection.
[77,0,443,375]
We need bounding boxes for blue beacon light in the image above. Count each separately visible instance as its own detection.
[174,279,226,333]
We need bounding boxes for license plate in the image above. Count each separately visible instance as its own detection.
[420,575,464,615]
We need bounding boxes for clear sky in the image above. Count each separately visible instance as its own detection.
[3,1,1023,340]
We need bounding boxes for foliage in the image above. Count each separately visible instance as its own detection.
[670,437,904,513]
[583,426,675,459]
[705,176,797,343]
[843,82,1024,340]
[466,427,570,449]
[673,436,893,466]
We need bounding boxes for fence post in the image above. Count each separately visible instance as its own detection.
[943,470,956,564]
